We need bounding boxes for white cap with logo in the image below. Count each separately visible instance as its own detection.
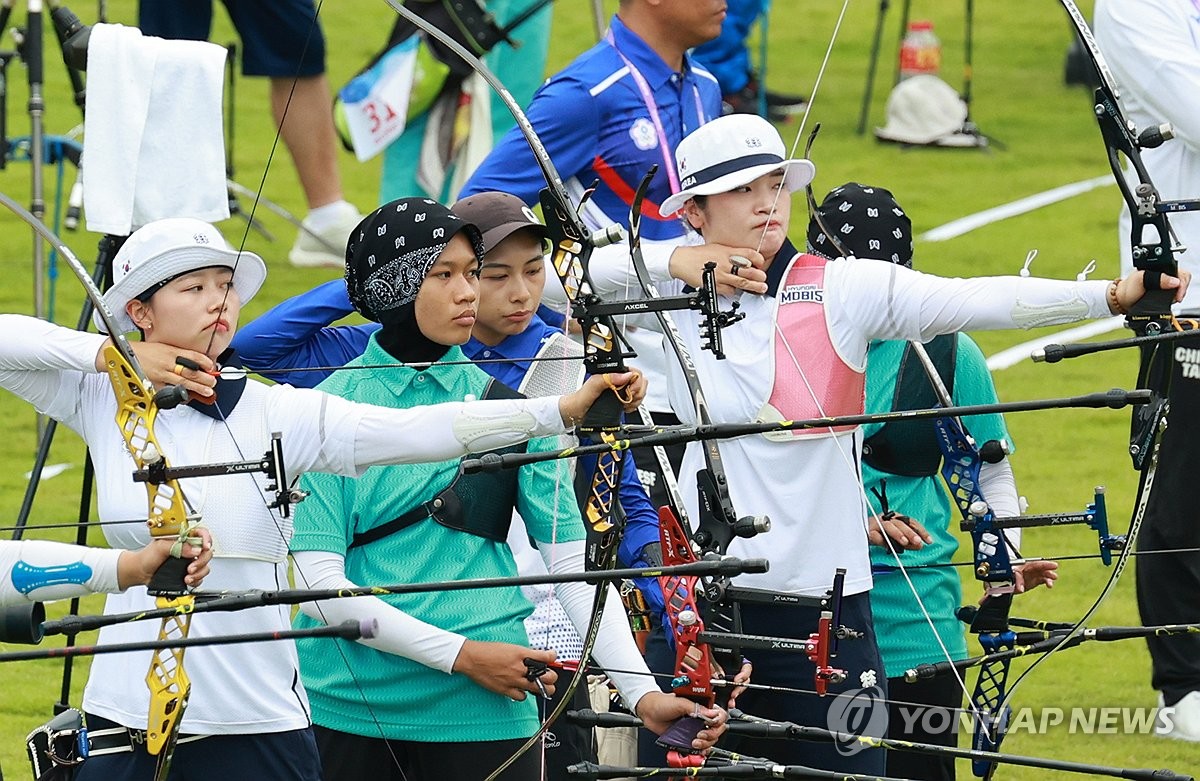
[95,217,267,334]
[660,113,817,217]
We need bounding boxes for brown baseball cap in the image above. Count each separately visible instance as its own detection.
[451,191,548,253]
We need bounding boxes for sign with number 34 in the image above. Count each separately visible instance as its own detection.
[337,36,420,162]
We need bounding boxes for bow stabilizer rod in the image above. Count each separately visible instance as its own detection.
[28,557,769,640]
[463,390,1151,473]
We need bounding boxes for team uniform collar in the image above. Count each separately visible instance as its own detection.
[186,350,247,421]
[608,15,693,90]
[463,314,557,374]
[361,334,466,398]
[765,238,802,297]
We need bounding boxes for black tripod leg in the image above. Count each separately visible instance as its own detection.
[893,0,912,86]
[856,0,890,135]
[964,0,974,111]
[56,453,94,714]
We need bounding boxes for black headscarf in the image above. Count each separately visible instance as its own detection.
[345,197,484,363]
[806,182,913,268]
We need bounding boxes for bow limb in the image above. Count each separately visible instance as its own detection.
[625,170,720,740]
[0,193,199,773]
[991,0,1182,742]
[902,340,1019,778]
[625,169,772,723]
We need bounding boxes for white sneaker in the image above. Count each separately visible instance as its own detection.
[288,207,362,268]
[1157,691,1200,742]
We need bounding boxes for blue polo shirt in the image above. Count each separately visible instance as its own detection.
[231,280,377,387]
[462,15,721,241]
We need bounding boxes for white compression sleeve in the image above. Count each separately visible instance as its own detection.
[979,458,1022,553]
[0,540,123,604]
[351,395,566,468]
[292,549,466,673]
[538,539,661,710]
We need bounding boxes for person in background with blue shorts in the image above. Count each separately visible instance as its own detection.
[139,0,362,268]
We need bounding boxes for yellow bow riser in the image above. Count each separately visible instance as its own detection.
[104,344,197,757]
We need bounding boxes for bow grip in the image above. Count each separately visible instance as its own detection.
[581,386,625,431]
[147,555,190,598]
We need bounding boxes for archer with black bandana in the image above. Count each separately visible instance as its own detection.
[289,198,718,781]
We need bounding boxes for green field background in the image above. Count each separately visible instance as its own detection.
[0,0,1195,776]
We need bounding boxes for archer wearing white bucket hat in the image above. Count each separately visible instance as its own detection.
[95,217,267,336]
[660,113,816,216]
[0,214,650,781]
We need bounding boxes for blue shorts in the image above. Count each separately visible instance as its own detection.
[138,0,326,77]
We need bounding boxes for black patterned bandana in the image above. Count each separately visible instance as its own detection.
[806,182,913,268]
[345,197,485,323]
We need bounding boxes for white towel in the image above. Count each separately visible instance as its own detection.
[83,23,229,235]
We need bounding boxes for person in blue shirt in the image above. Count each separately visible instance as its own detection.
[689,0,807,120]
[461,0,723,243]
[462,0,727,525]
[233,192,676,779]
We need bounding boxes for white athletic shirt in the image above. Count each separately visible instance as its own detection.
[600,250,1114,597]
[0,315,568,735]
[1095,0,1200,313]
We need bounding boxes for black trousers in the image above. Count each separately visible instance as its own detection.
[77,714,320,781]
[1137,332,1200,705]
[884,674,959,781]
[314,725,541,781]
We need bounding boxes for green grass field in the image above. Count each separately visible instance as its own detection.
[0,0,1196,777]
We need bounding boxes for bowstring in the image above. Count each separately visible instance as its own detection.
[187,2,411,776]
[742,0,985,730]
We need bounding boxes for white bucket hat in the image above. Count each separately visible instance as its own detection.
[660,113,817,217]
[95,217,267,334]
[875,74,982,147]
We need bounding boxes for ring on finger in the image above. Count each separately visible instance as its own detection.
[173,363,186,375]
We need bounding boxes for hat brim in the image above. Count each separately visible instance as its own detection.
[93,245,267,334]
[479,220,549,254]
[660,158,817,217]
[875,125,988,148]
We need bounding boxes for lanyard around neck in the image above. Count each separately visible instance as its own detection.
[605,32,709,195]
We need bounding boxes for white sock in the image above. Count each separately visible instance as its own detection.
[305,200,360,231]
